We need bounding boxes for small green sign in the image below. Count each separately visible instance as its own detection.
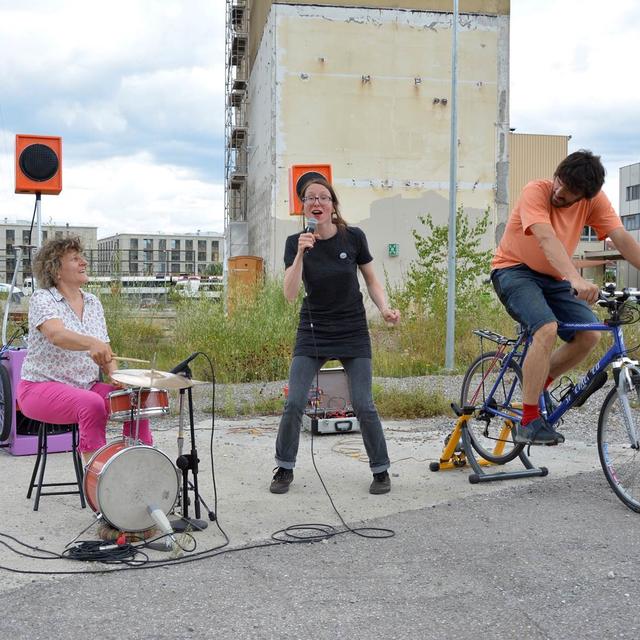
[388,243,399,257]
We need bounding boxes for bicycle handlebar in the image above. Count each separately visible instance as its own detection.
[596,284,640,307]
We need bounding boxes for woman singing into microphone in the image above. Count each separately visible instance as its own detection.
[270,177,400,495]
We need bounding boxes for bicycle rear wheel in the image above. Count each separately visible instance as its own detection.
[598,386,640,513]
[0,364,13,442]
[460,351,525,464]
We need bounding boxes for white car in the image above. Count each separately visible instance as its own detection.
[0,283,25,303]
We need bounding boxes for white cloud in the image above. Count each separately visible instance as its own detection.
[0,0,225,238]
[0,149,224,238]
[1,0,636,242]
[511,0,640,209]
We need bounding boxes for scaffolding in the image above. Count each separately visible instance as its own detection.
[224,0,249,257]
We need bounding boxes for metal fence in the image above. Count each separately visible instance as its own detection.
[0,248,223,287]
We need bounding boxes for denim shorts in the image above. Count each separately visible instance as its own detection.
[491,264,597,342]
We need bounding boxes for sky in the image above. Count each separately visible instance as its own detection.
[0,1,638,239]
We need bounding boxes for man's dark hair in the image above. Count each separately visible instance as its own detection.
[554,149,605,199]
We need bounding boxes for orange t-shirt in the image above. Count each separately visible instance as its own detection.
[492,180,622,279]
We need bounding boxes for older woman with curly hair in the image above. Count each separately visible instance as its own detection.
[17,236,153,464]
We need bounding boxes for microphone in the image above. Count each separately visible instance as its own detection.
[169,352,199,375]
[147,505,180,554]
[304,218,317,254]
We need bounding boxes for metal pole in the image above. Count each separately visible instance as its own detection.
[35,193,42,248]
[445,0,459,371]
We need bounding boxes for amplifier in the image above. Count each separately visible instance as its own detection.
[302,413,360,435]
[301,366,360,435]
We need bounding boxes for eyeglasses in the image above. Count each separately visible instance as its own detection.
[302,195,332,204]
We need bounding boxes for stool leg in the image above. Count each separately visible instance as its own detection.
[27,422,45,500]
[72,425,86,508]
[33,424,49,511]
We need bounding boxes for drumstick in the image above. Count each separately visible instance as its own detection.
[111,355,151,364]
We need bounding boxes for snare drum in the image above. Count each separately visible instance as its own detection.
[83,440,179,531]
[108,387,169,421]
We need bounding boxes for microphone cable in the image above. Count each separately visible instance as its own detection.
[0,261,392,576]
[272,230,395,543]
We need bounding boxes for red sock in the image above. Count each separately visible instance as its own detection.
[522,403,539,426]
[544,376,554,390]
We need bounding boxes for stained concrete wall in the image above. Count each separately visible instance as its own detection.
[250,1,511,67]
[246,3,510,283]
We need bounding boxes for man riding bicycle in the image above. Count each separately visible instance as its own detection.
[491,150,640,445]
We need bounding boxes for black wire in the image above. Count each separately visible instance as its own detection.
[174,350,230,545]
[0,351,235,576]
[21,194,38,283]
[0,287,393,577]
[62,541,146,565]
[27,195,37,247]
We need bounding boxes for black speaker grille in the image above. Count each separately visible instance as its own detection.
[19,144,59,182]
[296,171,326,199]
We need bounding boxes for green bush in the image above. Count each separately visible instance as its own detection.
[100,295,167,366]
[172,279,299,383]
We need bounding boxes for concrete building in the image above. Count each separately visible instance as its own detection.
[508,133,570,217]
[603,162,640,287]
[0,220,97,285]
[225,0,510,283]
[95,232,224,277]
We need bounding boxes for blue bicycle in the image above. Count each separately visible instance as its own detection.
[459,285,640,512]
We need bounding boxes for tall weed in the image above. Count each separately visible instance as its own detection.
[173,280,299,382]
[100,295,167,365]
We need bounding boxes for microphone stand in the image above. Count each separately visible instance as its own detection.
[170,364,212,532]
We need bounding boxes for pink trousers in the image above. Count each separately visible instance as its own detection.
[17,380,153,453]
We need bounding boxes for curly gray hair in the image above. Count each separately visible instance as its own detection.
[32,236,84,289]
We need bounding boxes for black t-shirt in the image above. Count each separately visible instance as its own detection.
[284,226,373,358]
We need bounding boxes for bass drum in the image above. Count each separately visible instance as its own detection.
[83,440,179,532]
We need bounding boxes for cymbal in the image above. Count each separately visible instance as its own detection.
[111,369,194,390]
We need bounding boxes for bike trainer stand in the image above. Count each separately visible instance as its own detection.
[429,405,548,483]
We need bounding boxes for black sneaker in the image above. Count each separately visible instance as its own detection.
[369,470,391,495]
[514,417,565,445]
[270,467,293,494]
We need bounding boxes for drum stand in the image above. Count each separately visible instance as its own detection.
[170,365,214,532]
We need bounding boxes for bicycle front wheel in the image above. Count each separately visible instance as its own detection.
[598,386,640,513]
[460,351,525,464]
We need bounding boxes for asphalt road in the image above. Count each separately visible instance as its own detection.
[1,465,639,639]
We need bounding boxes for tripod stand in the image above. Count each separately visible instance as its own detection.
[170,365,215,532]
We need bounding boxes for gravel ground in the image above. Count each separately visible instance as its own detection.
[107,374,613,447]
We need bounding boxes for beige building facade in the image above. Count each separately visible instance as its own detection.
[96,232,224,277]
[507,133,570,219]
[230,1,510,282]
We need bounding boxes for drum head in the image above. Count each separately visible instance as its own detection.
[96,445,179,531]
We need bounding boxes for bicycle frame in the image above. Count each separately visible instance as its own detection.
[478,319,640,447]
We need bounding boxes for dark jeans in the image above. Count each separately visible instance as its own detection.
[491,264,597,342]
[275,356,390,473]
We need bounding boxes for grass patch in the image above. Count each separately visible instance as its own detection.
[96,275,623,387]
[373,384,451,419]
[209,389,285,418]
[100,295,167,366]
[207,384,452,419]
[94,283,523,382]
[171,280,299,383]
